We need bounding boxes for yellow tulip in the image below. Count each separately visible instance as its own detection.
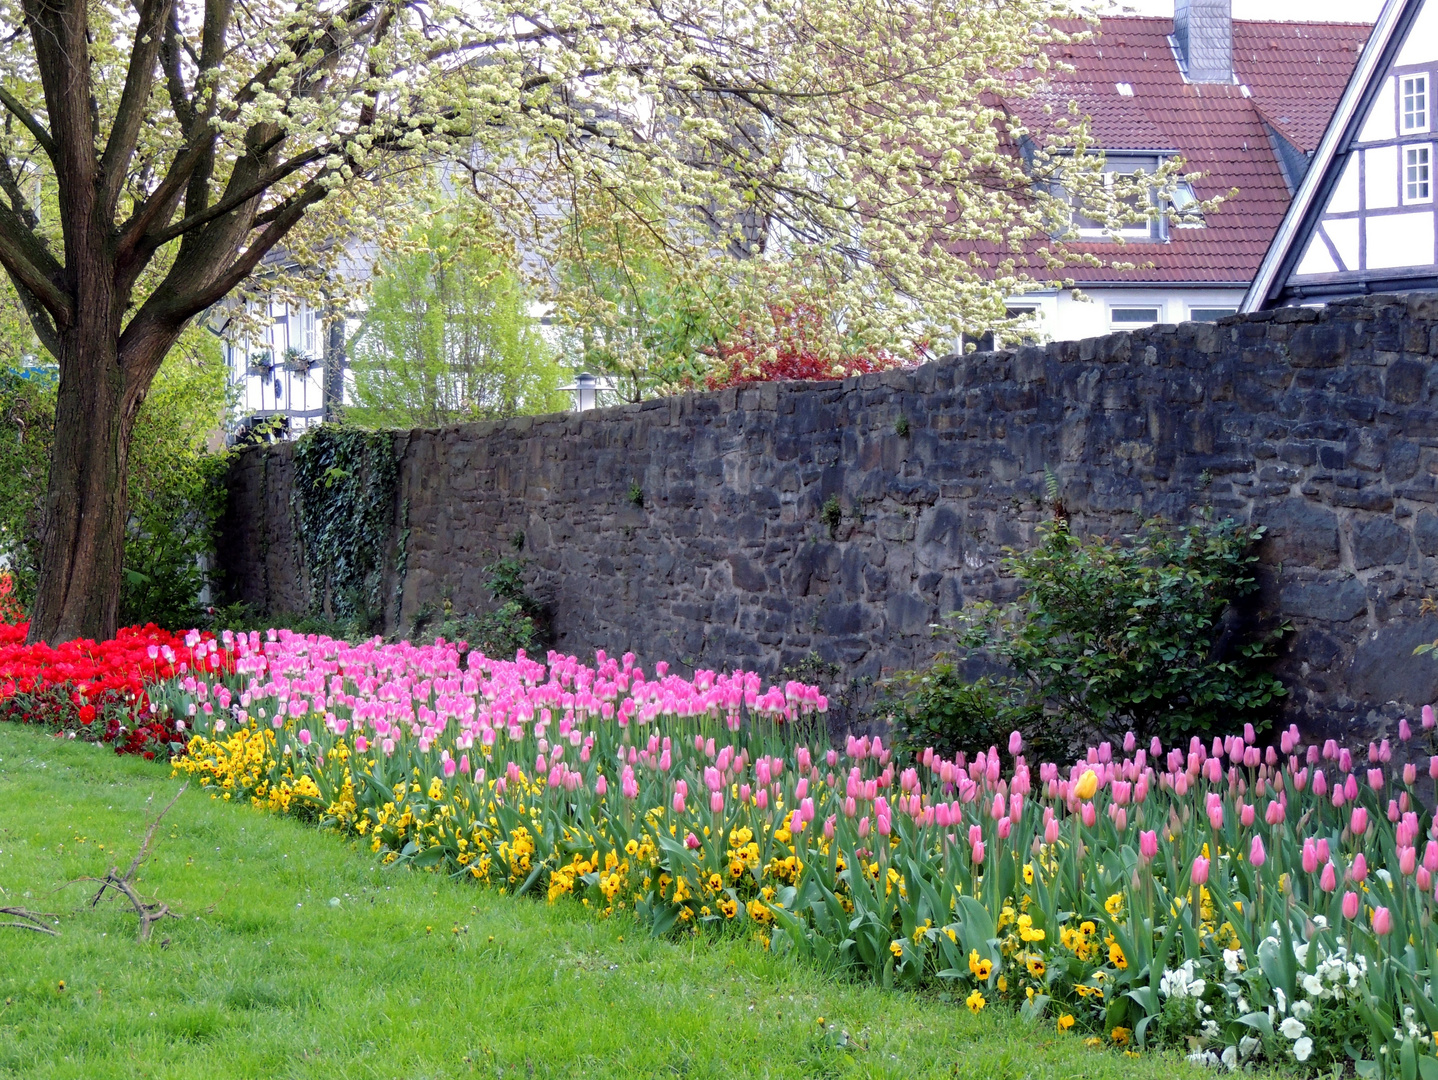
[1075,770,1098,801]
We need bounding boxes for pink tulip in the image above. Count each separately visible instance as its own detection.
[1320,863,1338,892]
[1139,830,1158,861]
[1426,704,1436,730]
[710,791,724,813]
[1249,835,1266,867]
[1373,906,1392,935]
[1081,803,1097,828]
[1009,730,1023,755]
[1342,891,1360,920]
[1317,837,1330,863]
[672,790,686,814]
[354,735,368,753]
[1191,856,1210,885]
[1044,818,1060,844]
[1421,867,1434,892]
[971,839,985,864]
[1401,718,1413,741]
[1302,838,1319,874]
[997,816,1012,839]
[297,728,312,746]
[1351,806,1368,835]
[685,831,701,850]
[1425,841,1438,873]
[1400,846,1417,876]
[1351,853,1368,882]
[442,757,457,779]
[1405,763,1418,785]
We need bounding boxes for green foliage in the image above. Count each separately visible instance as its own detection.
[408,557,547,660]
[938,518,1286,744]
[820,496,842,536]
[553,222,737,401]
[0,330,230,624]
[120,333,233,629]
[895,416,910,438]
[291,426,398,627]
[345,210,565,428]
[627,482,644,508]
[881,669,1050,762]
[0,369,54,607]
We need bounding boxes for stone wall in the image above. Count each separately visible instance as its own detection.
[217,291,1438,739]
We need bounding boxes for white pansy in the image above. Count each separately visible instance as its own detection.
[1293,1038,1314,1062]
[1292,1000,1314,1020]
[1302,974,1324,997]
[1223,949,1243,973]
[1274,987,1288,1014]
[1221,1046,1238,1071]
[1240,1035,1262,1060]
[1280,1017,1306,1039]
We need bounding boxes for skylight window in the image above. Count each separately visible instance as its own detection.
[1116,83,1134,97]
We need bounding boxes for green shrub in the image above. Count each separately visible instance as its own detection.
[892,517,1286,752]
[408,557,547,659]
[881,668,1054,761]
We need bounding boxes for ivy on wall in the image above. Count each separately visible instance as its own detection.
[291,427,399,623]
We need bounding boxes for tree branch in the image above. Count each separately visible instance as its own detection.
[0,86,55,160]
[101,0,176,220]
[0,208,69,322]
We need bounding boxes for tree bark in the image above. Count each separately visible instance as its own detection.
[27,314,147,643]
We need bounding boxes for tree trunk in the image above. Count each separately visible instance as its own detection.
[26,321,143,644]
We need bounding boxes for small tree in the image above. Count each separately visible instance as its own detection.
[346,213,563,428]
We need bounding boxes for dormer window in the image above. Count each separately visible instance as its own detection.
[1062,153,1196,241]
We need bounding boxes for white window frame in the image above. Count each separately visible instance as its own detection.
[1402,74,1429,134]
[1403,144,1433,204]
[1109,305,1161,330]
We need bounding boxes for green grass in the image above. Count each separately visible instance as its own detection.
[0,725,1215,1080]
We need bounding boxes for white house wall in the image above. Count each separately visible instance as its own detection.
[1008,288,1248,343]
[1292,0,1438,285]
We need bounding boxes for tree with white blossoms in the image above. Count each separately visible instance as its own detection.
[0,0,1197,643]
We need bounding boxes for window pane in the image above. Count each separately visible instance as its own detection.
[1111,307,1160,325]
[1404,76,1429,132]
[1407,146,1431,200]
[1189,308,1237,322]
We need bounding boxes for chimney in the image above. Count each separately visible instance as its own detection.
[1174,0,1233,83]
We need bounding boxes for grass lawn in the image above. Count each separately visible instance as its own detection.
[0,725,1217,1080]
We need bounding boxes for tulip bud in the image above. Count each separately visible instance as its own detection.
[1320,862,1338,892]
[1302,838,1318,874]
[1351,806,1369,835]
[1373,906,1392,935]
[1249,835,1266,867]
[1191,856,1210,885]
[1342,891,1360,920]
[1425,704,1437,730]
[1139,829,1158,861]
[1400,846,1417,876]
[1351,853,1368,882]
[971,839,985,864]
[1081,802,1097,828]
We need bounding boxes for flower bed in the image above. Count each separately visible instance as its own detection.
[156,627,1438,1075]
[0,621,227,756]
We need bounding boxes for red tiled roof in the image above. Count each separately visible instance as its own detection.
[1034,16,1369,283]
